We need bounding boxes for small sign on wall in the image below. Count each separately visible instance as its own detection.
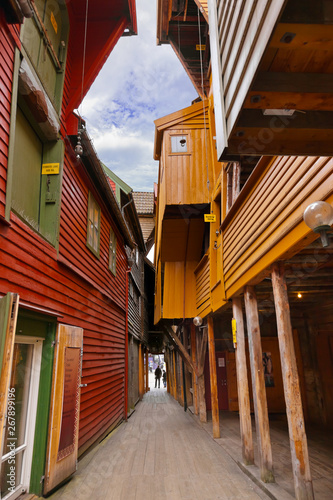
[218,357,225,367]
[42,163,60,175]
[204,214,216,222]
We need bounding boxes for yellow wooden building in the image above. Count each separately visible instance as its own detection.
[155,1,333,499]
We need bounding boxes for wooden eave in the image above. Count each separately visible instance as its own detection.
[221,0,333,159]
[65,0,137,117]
[156,0,210,98]
[154,99,209,160]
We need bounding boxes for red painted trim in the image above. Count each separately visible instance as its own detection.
[128,0,137,34]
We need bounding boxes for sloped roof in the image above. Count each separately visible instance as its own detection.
[132,191,155,215]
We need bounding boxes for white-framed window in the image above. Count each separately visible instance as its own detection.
[109,229,117,275]
[87,192,100,257]
[170,135,188,153]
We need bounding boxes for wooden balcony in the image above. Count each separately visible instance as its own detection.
[209,0,333,160]
[194,252,211,317]
[221,155,333,298]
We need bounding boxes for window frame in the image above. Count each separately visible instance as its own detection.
[86,191,101,258]
[169,133,190,155]
[109,228,117,275]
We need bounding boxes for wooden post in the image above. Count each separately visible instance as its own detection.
[179,353,184,406]
[232,297,254,465]
[197,327,207,423]
[191,324,199,414]
[172,350,177,399]
[244,286,274,483]
[271,263,314,500]
[145,349,149,393]
[138,343,143,400]
[207,317,220,438]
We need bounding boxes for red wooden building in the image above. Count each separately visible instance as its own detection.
[0,0,136,497]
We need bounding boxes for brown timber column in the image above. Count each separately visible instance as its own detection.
[207,317,220,438]
[145,349,149,393]
[191,324,198,415]
[138,343,143,399]
[244,286,274,483]
[232,297,254,465]
[271,263,314,500]
[172,350,177,400]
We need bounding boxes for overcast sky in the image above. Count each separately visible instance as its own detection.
[81,0,198,192]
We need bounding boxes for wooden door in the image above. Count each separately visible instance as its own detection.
[205,351,229,410]
[43,324,83,494]
[0,294,19,455]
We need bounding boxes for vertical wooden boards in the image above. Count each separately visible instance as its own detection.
[244,286,274,483]
[271,263,314,500]
[207,317,220,438]
[191,324,199,415]
[0,293,19,457]
[44,324,83,494]
[232,297,254,465]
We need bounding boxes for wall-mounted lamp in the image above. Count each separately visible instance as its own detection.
[193,316,203,327]
[303,201,333,248]
[297,293,302,299]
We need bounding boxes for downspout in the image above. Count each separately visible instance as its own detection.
[125,266,131,421]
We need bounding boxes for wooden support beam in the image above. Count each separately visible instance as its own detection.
[197,325,208,376]
[244,286,274,483]
[196,327,207,422]
[138,343,143,400]
[164,325,199,377]
[207,317,220,438]
[191,324,199,415]
[271,263,314,500]
[172,350,177,400]
[145,349,149,393]
[252,72,333,94]
[232,297,254,465]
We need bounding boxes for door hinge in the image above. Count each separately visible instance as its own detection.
[40,475,45,484]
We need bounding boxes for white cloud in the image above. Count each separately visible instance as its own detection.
[81,0,197,191]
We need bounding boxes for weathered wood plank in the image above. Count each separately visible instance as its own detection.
[244,285,274,483]
[207,317,220,438]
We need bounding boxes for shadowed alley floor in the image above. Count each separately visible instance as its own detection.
[46,387,271,500]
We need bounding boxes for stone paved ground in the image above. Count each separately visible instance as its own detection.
[46,386,271,500]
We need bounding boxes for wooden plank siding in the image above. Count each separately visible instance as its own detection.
[194,252,211,317]
[162,261,197,319]
[0,146,128,455]
[0,18,18,219]
[209,0,285,158]
[222,155,333,297]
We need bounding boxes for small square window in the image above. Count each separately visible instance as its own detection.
[171,135,188,153]
[109,229,117,275]
[87,192,100,257]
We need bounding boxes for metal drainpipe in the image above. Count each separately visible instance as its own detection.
[125,266,131,421]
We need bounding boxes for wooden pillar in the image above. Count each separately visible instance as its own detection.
[179,353,184,406]
[271,263,314,500]
[197,375,207,423]
[244,286,274,483]
[207,317,220,438]
[145,349,149,393]
[138,343,143,399]
[172,350,177,399]
[191,324,198,415]
[232,297,254,465]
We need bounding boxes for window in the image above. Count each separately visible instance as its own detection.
[87,192,100,256]
[109,229,117,275]
[170,135,188,153]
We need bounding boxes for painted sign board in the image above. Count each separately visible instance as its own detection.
[42,163,60,175]
[204,214,216,222]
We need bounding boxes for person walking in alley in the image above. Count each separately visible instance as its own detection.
[155,365,162,388]
[162,369,167,388]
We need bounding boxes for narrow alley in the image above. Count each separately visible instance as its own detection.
[46,383,270,500]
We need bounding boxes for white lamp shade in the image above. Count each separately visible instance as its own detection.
[193,316,203,327]
[303,201,333,231]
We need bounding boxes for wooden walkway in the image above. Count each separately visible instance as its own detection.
[46,388,271,500]
[196,410,333,500]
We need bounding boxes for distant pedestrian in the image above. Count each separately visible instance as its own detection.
[162,369,167,388]
[155,366,162,388]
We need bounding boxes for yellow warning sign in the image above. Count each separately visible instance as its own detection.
[51,11,58,33]
[196,44,206,51]
[232,318,237,348]
[204,214,216,222]
[42,163,60,175]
